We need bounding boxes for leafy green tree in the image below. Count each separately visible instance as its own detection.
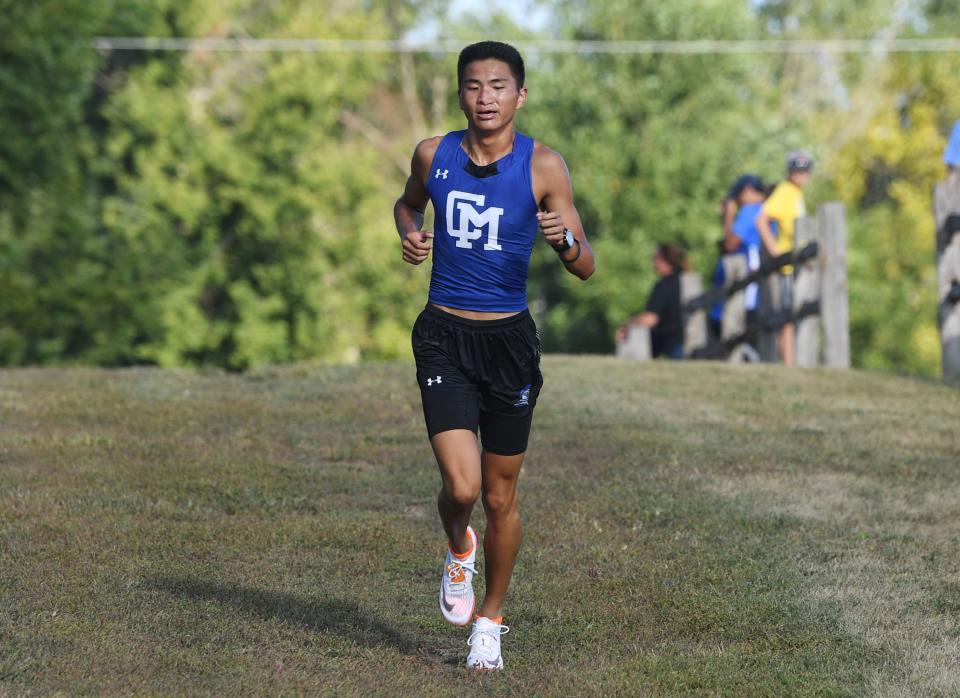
[2,0,958,376]
[0,0,179,365]
[101,1,438,368]
[829,54,960,374]
[0,0,106,363]
[520,0,783,352]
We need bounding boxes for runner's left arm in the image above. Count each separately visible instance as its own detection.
[532,145,596,280]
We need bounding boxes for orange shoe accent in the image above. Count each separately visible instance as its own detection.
[451,545,474,560]
[476,615,503,624]
[450,530,476,560]
[447,563,466,584]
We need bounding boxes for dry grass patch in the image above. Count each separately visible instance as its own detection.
[706,469,960,695]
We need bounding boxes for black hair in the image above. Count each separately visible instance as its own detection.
[656,243,690,273]
[457,41,525,89]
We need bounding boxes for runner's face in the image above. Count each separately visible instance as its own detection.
[459,59,527,131]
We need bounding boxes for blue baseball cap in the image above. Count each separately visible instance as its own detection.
[726,174,765,200]
[945,120,960,166]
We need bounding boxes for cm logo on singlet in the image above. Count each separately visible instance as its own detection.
[445,190,504,251]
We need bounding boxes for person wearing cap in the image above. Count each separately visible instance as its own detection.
[722,174,765,253]
[756,150,813,366]
[728,175,767,320]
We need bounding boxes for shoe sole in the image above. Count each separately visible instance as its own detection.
[467,660,504,671]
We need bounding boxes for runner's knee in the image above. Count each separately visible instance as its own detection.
[442,478,481,508]
[482,486,517,517]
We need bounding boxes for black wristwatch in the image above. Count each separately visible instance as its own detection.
[556,228,575,253]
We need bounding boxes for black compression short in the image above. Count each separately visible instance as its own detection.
[411,305,544,456]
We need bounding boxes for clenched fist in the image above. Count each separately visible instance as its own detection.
[402,230,433,265]
[537,210,566,249]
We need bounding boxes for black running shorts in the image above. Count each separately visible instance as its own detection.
[411,305,544,456]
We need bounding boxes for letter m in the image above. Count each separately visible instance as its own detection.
[445,191,505,250]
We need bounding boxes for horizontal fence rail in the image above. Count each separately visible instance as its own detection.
[683,242,819,315]
[694,300,821,360]
[91,37,960,55]
[948,283,960,306]
[615,204,846,367]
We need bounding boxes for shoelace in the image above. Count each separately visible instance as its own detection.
[467,622,509,658]
[445,561,476,591]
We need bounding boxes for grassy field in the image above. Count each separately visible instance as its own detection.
[1,358,958,696]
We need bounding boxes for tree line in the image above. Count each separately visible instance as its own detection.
[1,0,958,374]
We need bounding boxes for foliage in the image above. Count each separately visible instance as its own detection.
[1,0,957,374]
[819,7,960,374]
[523,0,774,352]
[0,0,109,363]
[99,1,424,369]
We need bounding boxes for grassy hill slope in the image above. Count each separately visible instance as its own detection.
[1,359,958,696]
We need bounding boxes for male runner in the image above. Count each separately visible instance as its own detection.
[393,41,595,670]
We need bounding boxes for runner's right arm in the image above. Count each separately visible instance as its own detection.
[395,138,441,266]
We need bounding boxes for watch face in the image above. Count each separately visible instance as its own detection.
[564,229,575,248]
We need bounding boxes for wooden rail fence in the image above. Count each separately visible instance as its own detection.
[617,202,850,367]
[934,176,960,380]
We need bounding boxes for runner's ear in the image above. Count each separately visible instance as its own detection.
[516,86,527,110]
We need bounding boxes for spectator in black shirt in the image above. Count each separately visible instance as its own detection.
[618,243,688,359]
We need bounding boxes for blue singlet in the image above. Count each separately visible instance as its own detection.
[426,130,539,312]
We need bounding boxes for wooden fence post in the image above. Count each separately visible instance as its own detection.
[819,202,850,368]
[794,216,820,367]
[756,257,779,363]
[720,254,748,363]
[934,177,960,256]
[616,325,651,361]
[934,178,960,380]
[680,271,707,358]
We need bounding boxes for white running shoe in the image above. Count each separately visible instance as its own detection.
[466,616,509,671]
[439,525,477,626]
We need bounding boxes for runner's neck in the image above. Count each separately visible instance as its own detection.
[461,128,516,166]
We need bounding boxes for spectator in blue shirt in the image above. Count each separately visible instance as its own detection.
[708,175,768,359]
[727,175,767,315]
[945,120,960,164]
[946,119,960,183]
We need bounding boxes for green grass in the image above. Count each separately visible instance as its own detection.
[1,359,958,695]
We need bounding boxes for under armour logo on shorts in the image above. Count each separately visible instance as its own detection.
[514,384,531,407]
[426,376,442,386]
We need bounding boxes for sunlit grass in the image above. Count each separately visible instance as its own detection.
[1,360,957,695]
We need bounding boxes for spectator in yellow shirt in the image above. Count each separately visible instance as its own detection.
[757,150,813,366]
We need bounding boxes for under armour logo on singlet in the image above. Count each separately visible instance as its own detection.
[426,376,442,386]
[435,169,449,179]
[445,190,505,251]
